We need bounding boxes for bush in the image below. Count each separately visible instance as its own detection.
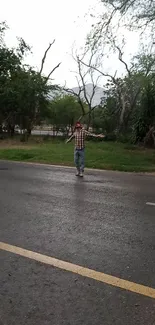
[104,133,117,142]
[43,134,52,141]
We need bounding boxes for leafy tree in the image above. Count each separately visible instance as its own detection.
[92,95,119,134]
[0,21,60,139]
[132,73,155,144]
[49,95,83,136]
[14,68,53,135]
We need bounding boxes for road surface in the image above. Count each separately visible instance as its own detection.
[0,161,155,325]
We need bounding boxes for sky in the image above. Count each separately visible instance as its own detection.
[1,0,140,87]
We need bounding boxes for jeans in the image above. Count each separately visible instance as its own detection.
[74,148,85,172]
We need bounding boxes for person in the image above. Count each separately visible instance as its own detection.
[66,121,105,177]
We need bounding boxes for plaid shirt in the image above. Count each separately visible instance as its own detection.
[67,128,104,148]
[73,129,95,149]
[74,129,85,149]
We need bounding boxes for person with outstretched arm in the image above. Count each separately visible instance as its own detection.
[66,121,105,177]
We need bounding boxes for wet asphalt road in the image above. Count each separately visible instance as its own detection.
[0,161,155,325]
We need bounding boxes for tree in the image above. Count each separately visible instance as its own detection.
[132,73,155,145]
[39,40,61,83]
[64,49,102,130]
[0,23,30,136]
[92,95,119,135]
[100,0,155,28]
[83,3,155,144]
[82,23,155,134]
[63,84,86,119]
[49,95,82,136]
[0,22,61,139]
[14,68,54,135]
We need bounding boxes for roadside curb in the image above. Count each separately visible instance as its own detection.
[0,159,155,176]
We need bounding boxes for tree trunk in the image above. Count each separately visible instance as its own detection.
[0,124,4,139]
[86,109,91,131]
[9,126,15,137]
[0,124,3,134]
[144,126,155,147]
[27,128,32,136]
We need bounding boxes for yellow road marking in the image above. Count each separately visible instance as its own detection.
[0,241,155,299]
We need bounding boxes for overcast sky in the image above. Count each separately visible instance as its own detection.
[1,0,140,87]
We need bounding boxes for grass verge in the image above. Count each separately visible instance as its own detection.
[0,138,155,172]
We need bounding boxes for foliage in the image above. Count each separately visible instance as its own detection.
[48,95,83,136]
[1,20,155,149]
[132,74,155,143]
[101,0,155,26]
[92,96,119,134]
[0,22,58,139]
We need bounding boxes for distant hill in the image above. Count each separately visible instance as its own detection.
[72,84,104,107]
[49,84,105,107]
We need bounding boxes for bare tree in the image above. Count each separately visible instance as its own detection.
[80,38,155,132]
[80,52,129,129]
[64,50,101,130]
[63,80,86,118]
[34,40,61,116]
[39,40,61,82]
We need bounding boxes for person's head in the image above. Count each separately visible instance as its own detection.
[75,121,82,131]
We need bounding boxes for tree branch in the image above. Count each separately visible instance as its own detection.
[76,56,90,109]
[46,62,61,81]
[79,59,117,84]
[63,85,86,116]
[40,40,55,74]
[107,33,132,77]
[115,44,131,76]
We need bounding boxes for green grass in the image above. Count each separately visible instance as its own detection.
[0,138,155,172]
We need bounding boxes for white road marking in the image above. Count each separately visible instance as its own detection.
[146,202,155,206]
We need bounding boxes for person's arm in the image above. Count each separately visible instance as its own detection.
[65,133,75,143]
[84,130,105,138]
